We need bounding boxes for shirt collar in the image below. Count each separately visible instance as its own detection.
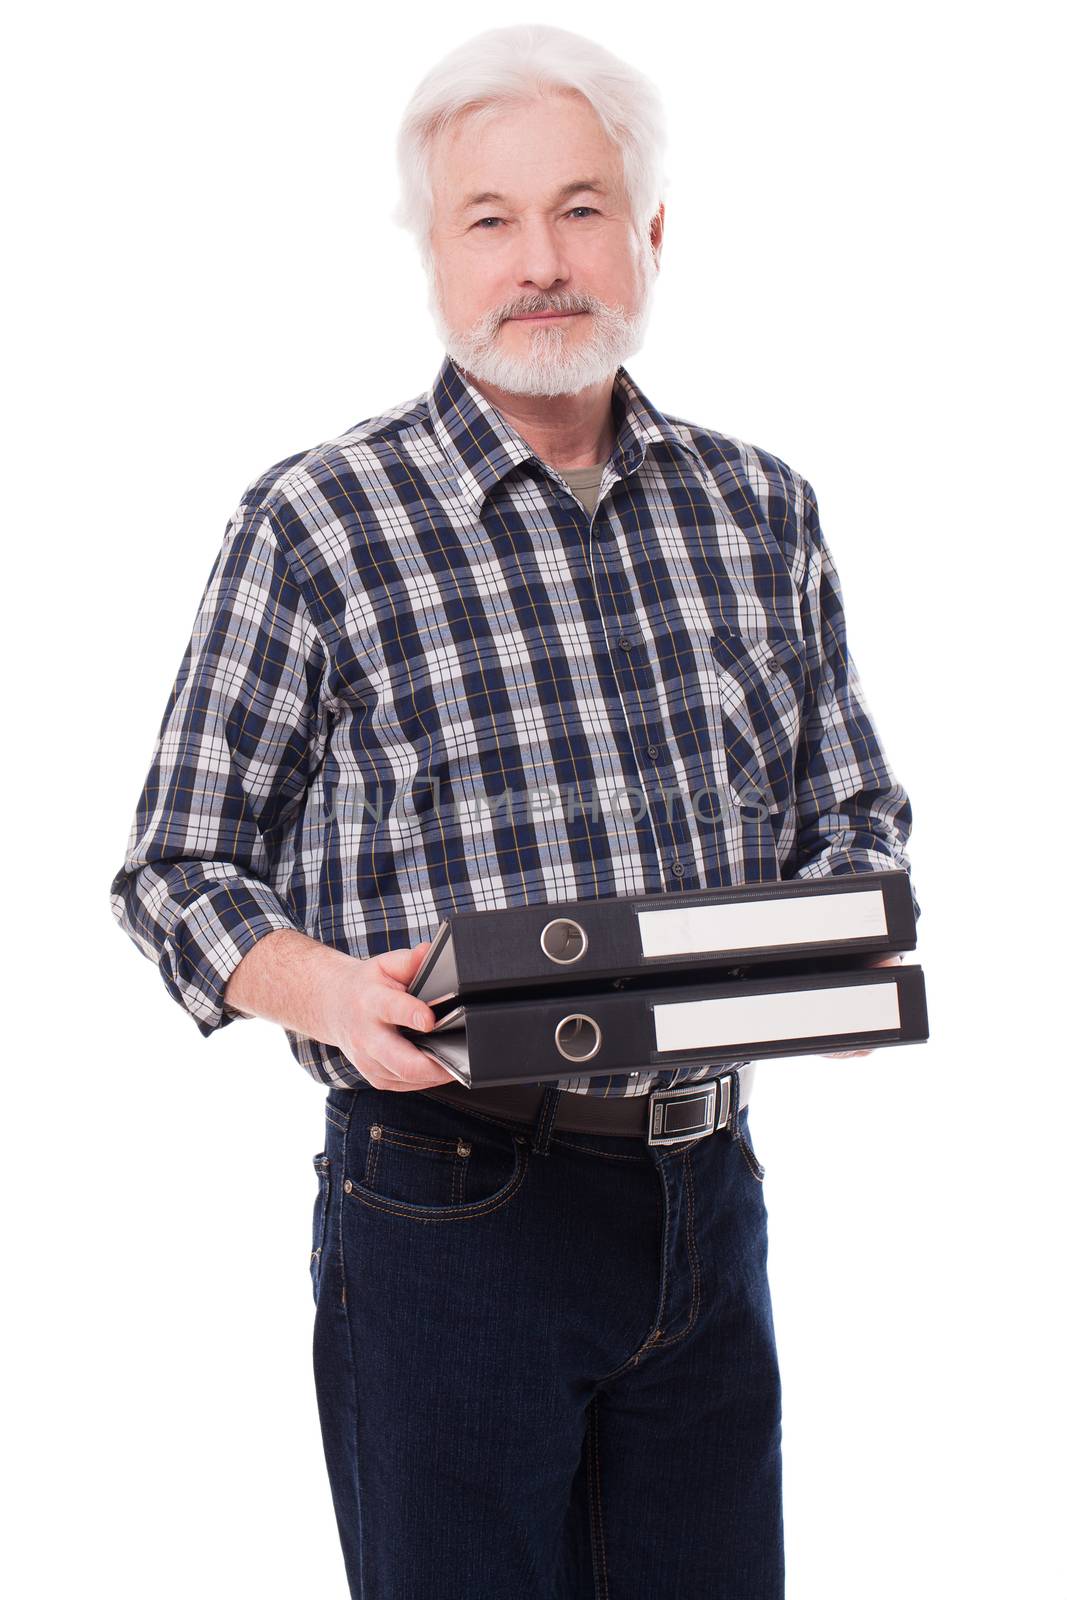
[426,353,702,514]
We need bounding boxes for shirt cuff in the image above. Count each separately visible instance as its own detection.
[158,876,303,1038]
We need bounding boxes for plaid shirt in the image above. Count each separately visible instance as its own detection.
[109,354,919,1095]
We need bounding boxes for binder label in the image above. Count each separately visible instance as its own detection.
[652,979,902,1051]
[636,888,889,958]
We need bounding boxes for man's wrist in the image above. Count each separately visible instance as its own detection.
[222,929,357,1046]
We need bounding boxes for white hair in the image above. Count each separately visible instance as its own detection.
[393,24,669,272]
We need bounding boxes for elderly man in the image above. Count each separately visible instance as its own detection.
[110,22,918,1600]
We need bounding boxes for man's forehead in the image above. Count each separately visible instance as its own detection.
[429,98,624,209]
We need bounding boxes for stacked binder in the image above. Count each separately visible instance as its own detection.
[398,870,928,1089]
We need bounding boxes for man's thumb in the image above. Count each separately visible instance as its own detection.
[373,941,432,984]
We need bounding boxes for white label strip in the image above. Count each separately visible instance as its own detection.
[636,887,888,958]
[652,980,902,1052]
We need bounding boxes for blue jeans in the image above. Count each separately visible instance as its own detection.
[310,1081,784,1599]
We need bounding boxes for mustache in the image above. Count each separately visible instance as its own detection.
[493,293,600,327]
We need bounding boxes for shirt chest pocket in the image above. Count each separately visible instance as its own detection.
[703,628,808,816]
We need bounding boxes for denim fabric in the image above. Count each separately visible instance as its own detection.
[310,1081,784,1599]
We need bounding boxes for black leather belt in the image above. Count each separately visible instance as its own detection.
[422,1064,754,1148]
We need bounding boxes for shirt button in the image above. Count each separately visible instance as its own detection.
[618,636,633,652]
[670,860,686,877]
[646,744,660,761]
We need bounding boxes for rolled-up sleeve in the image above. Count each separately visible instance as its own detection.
[789,478,921,923]
[109,501,328,1035]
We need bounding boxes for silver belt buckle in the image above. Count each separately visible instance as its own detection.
[647,1073,733,1148]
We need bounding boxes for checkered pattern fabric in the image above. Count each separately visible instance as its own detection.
[110,354,918,1093]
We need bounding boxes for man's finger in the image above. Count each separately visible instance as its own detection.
[372,943,433,984]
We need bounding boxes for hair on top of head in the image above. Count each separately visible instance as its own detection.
[393,24,669,270]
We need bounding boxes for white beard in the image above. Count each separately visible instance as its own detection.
[427,256,658,398]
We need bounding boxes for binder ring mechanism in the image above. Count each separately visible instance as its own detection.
[554,1014,602,1062]
[540,918,589,965]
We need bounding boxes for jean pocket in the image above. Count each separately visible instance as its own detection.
[310,1151,331,1301]
[343,1109,529,1221]
[733,1106,766,1184]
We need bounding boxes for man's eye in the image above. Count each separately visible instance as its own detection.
[472,209,598,230]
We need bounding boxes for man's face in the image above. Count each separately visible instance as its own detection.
[426,91,663,398]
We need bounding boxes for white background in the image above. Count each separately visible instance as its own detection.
[4,2,1063,1595]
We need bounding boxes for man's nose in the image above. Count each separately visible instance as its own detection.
[512,217,571,294]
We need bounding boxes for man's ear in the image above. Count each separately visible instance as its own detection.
[649,203,665,268]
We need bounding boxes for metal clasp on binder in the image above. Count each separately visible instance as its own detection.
[647,1074,733,1148]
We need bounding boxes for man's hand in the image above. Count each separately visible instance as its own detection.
[820,950,905,1059]
[317,941,455,1092]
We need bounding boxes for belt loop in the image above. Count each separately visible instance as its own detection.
[531,1085,563,1155]
[724,1068,742,1139]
